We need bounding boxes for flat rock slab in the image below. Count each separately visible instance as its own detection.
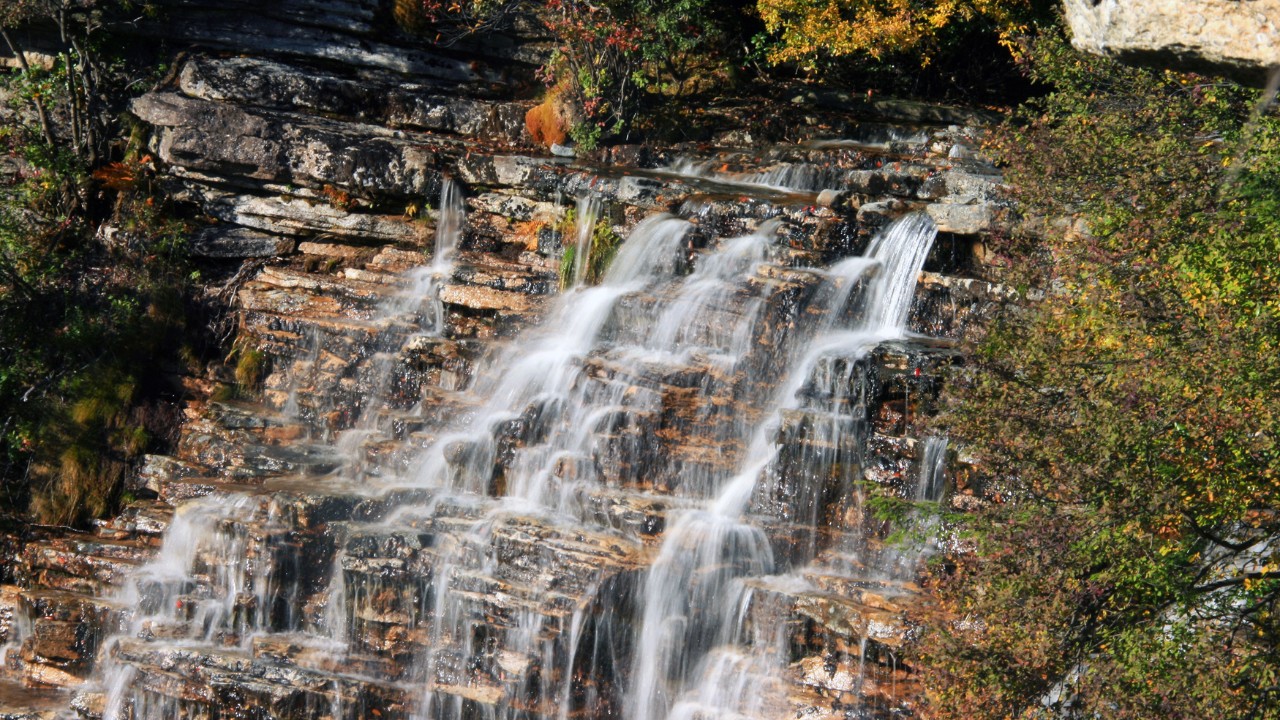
[191,226,294,258]
[0,679,64,720]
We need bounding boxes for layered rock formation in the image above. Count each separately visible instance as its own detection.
[0,3,1019,719]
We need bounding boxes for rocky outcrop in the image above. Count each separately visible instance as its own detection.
[1064,0,1280,86]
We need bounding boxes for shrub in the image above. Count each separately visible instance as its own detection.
[913,31,1280,719]
[402,0,749,145]
[756,0,1046,67]
[0,4,198,525]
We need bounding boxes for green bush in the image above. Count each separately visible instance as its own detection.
[913,31,1280,719]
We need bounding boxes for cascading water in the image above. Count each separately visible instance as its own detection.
[568,194,604,289]
[96,178,467,720]
[627,213,937,720]
[665,158,839,194]
[329,177,464,465]
[278,176,464,445]
[88,161,943,720]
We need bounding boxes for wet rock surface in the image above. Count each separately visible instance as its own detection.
[0,4,1022,720]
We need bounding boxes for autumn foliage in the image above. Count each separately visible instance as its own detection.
[756,0,1046,66]
[913,32,1280,719]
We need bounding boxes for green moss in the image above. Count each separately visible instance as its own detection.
[210,384,238,403]
[233,346,268,391]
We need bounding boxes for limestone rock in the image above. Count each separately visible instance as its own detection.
[925,202,997,235]
[439,284,535,313]
[132,93,443,199]
[190,226,294,258]
[178,56,529,144]
[135,2,488,81]
[1064,0,1280,86]
[175,184,430,246]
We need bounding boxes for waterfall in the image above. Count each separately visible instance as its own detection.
[916,436,948,504]
[434,177,464,270]
[569,194,603,288]
[875,435,949,581]
[627,213,937,720]
[89,192,941,720]
[279,177,464,447]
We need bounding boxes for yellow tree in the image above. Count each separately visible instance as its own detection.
[756,0,1038,66]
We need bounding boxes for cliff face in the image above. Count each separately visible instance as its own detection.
[0,2,1016,719]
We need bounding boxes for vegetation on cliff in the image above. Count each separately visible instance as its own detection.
[406,0,1050,147]
[0,1,195,525]
[914,31,1280,719]
[2,2,1276,716]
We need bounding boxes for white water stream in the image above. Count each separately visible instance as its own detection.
[90,185,940,720]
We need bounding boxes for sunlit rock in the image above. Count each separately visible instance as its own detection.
[1064,0,1280,85]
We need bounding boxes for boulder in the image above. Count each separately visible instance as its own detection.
[1064,0,1280,86]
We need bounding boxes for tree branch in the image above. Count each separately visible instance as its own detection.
[1194,570,1280,595]
[0,28,57,147]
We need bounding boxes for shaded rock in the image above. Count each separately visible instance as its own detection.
[190,226,294,258]
[178,56,529,144]
[807,91,1001,126]
[136,2,489,81]
[0,678,63,720]
[176,184,431,246]
[132,93,443,198]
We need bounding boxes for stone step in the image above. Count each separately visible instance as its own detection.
[9,590,130,687]
[251,634,400,679]
[178,182,432,246]
[18,537,155,595]
[111,638,413,719]
[742,575,915,656]
[0,678,65,720]
[450,254,559,296]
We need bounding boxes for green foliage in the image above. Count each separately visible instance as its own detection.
[396,0,750,142]
[568,119,603,153]
[749,0,1055,103]
[0,6,195,526]
[536,0,750,142]
[914,31,1280,719]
